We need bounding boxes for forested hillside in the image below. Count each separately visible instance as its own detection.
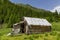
[0,0,60,27]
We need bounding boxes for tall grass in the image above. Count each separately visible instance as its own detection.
[0,24,11,36]
[52,22,60,31]
[0,22,60,40]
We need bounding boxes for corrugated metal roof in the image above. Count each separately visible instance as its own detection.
[24,17,52,26]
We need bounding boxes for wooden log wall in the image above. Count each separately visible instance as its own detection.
[28,25,51,34]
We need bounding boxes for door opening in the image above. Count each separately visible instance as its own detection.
[20,23,24,33]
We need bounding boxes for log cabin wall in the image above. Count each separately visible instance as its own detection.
[28,25,51,34]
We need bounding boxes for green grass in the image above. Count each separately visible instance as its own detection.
[0,22,60,40]
[0,33,60,40]
[52,22,60,31]
[0,24,11,36]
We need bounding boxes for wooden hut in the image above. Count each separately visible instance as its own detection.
[12,17,52,34]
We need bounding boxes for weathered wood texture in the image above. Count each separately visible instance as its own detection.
[13,24,20,29]
[28,25,51,34]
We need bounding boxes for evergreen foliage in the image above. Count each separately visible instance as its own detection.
[0,0,60,27]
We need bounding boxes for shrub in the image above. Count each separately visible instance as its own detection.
[45,33,48,36]
[32,34,39,39]
[24,37,27,39]
[29,36,34,40]
[40,34,43,37]
[50,31,57,36]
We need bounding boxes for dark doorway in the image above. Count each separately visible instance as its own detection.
[20,23,24,33]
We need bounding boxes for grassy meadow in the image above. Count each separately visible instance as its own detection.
[0,0,60,40]
[0,22,60,40]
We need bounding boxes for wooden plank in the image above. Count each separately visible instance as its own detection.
[29,26,51,34]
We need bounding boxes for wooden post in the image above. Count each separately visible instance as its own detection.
[26,25,29,34]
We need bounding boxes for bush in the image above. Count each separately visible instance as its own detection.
[24,37,28,40]
[40,34,43,37]
[45,33,48,36]
[50,31,57,36]
[32,34,39,39]
[29,36,34,40]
